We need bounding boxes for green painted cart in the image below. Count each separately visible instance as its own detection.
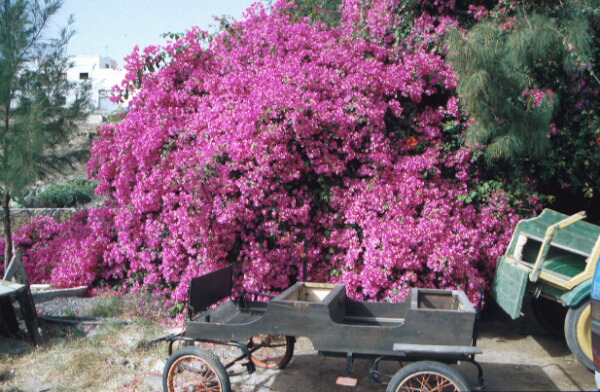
[493,209,600,370]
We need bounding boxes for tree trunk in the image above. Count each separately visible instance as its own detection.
[3,190,12,272]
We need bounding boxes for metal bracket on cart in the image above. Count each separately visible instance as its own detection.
[462,356,485,391]
[368,356,394,385]
[391,343,485,391]
[164,335,257,375]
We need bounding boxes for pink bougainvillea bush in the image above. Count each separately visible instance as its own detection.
[7,208,116,287]
[8,0,521,305]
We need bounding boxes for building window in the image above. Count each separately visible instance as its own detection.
[79,72,89,80]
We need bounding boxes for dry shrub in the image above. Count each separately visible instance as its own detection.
[0,297,171,392]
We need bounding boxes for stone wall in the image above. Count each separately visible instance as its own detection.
[0,208,76,236]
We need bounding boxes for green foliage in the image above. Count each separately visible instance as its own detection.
[448,14,566,162]
[446,1,600,220]
[448,1,599,161]
[88,296,124,318]
[539,107,600,217]
[0,0,90,262]
[0,0,91,193]
[104,110,127,123]
[20,179,98,208]
[280,0,342,26]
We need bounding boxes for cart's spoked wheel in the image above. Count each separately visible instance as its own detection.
[164,346,231,392]
[248,334,294,369]
[387,361,469,392]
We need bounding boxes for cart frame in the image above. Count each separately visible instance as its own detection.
[164,266,484,392]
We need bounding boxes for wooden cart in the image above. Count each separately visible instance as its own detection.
[492,209,600,370]
[163,266,484,392]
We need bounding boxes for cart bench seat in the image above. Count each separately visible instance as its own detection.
[193,300,266,325]
[509,256,586,280]
[343,316,405,326]
[224,311,263,325]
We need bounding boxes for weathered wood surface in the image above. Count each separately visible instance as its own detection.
[0,280,42,345]
[508,209,600,257]
[3,248,29,285]
[185,268,477,358]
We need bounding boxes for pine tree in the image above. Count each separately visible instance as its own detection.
[447,8,593,164]
[0,0,90,269]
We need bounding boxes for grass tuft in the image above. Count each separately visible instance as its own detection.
[0,295,172,392]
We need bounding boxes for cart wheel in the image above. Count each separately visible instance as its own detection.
[163,346,231,392]
[565,298,593,371]
[386,361,469,392]
[531,296,567,336]
[248,334,294,369]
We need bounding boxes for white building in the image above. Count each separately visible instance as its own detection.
[67,55,128,112]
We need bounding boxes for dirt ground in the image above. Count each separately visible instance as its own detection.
[0,296,597,391]
[228,302,597,392]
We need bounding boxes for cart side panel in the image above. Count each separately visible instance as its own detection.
[402,309,475,347]
[492,257,529,319]
[264,283,349,333]
[343,299,410,321]
[507,209,600,260]
[407,289,476,347]
[309,289,476,355]
[185,283,347,341]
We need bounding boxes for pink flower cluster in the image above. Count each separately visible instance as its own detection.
[1,208,116,288]
[10,0,519,306]
[522,89,555,107]
[467,5,489,20]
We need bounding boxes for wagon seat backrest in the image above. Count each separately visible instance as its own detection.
[188,265,233,320]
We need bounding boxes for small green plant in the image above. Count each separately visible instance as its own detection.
[88,297,124,319]
[20,179,98,208]
[104,110,127,123]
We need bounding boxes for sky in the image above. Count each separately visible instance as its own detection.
[54,0,260,67]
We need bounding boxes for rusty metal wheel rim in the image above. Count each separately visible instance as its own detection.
[167,354,223,392]
[249,334,289,368]
[398,371,462,392]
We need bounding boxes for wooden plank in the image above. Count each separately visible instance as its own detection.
[512,210,600,256]
[492,258,529,319]
[0,296,19,336]
[344,298,410,320]
[0,280,24,296]
[393,343,482,355]
[31,286,88,302]
[343,316,405,324]
[16,287,42,345]
[3,249,29,285]
[224,311,263,325]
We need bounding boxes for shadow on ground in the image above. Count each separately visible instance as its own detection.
[230,353,570,392]
[227,302,596,392]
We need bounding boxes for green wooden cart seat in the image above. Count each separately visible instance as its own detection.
[508,209,600,257]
